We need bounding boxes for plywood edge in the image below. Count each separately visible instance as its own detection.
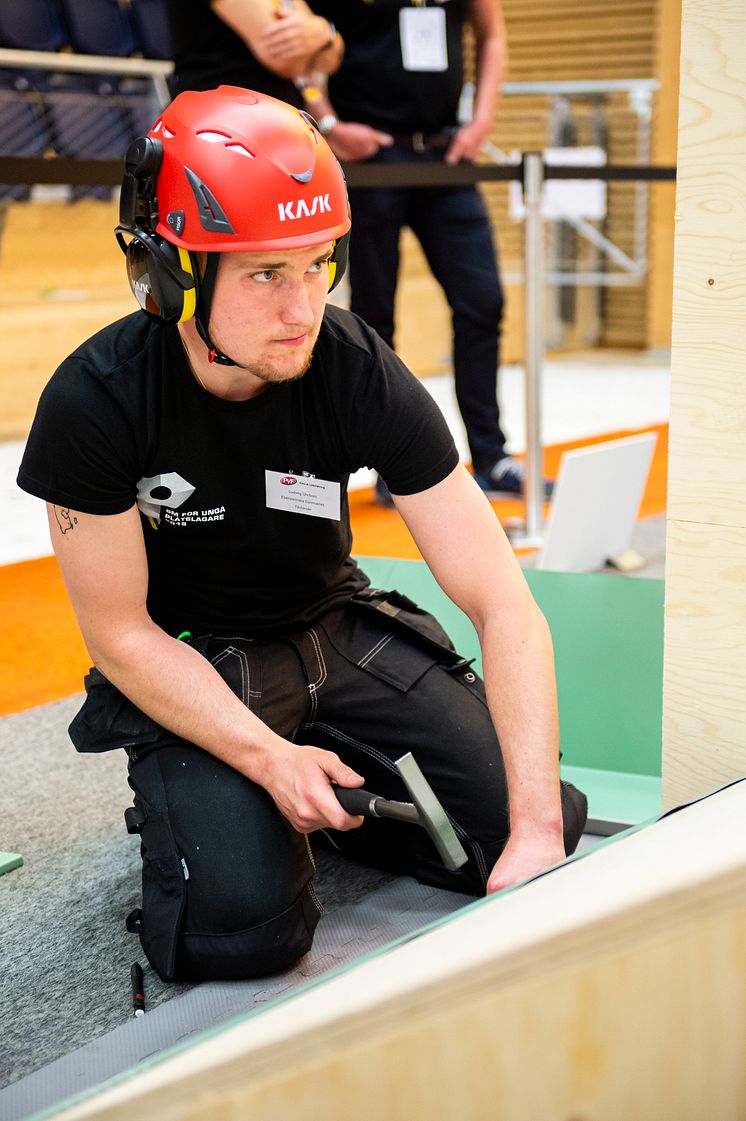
[50,780,746,1121]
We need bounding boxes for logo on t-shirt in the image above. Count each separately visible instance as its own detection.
[136,472,196,525]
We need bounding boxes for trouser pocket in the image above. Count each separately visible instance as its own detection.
[351,589,462,660]
[69,667,166,754]
[334,588,474,692]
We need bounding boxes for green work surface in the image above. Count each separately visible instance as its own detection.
[561,766,661,828]
[356,556,663,782]
[0,851,23,875]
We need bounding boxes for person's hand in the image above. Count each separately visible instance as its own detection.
[485,830,566,895]
[260,10,330,66]
[326,121,393,162]
[444,119,492,165]
[258,740,366,834]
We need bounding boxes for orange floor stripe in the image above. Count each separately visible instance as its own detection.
[0,554,89,716]
[0,423,668,718]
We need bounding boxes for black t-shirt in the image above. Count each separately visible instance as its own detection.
[314,0,466,133]
[165,0,303,107]
[18,307,458,637]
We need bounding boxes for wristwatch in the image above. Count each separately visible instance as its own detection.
[317,113,338,135]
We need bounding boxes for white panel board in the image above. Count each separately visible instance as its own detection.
[536,431,657,572]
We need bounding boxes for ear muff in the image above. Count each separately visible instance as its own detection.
[117,136,199,324]
[116,229,198,324]
[328,230,349,292]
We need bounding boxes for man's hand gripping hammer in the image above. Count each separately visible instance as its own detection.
[334,752,468,872]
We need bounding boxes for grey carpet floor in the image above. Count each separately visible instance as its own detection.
[0,695,396,1091]
[2,876,475,1121]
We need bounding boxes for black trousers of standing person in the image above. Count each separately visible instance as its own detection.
[69,589,588,982]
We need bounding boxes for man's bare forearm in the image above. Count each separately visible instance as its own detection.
[477,605,564,840]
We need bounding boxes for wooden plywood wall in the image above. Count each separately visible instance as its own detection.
[52,781,746,1121]
[662,0,746,807]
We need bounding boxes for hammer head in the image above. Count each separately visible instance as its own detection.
[394,753,468,872]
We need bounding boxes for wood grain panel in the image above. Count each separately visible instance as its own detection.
[52,782,746,1121]
[663,0,746,806]
[663,520,746,808]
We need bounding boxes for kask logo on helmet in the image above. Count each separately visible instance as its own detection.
[277,194,332,222]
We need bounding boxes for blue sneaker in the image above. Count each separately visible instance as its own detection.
[373,474,395,508]
[474,456,554,500]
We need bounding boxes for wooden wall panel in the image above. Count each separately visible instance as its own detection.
[52,782,746,1121]
[662,0,746,807]
[663,520,746,806]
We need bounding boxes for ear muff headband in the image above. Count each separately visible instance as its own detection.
[176,247,197,322]
[327,230,349,293]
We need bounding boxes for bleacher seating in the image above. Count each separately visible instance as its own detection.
[0,72,54,200]
[44,73,134,198]
[56,0,137,59]
[129,0,173,60]
[0,0,172,196]
[0,0,69,53]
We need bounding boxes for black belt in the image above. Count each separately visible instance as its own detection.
[388,130,453,153]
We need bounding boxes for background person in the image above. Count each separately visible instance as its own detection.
[310,0,551,501]
[166,0,343,105]
[17,88,585,983]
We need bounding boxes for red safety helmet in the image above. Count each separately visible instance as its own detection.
[148,85,350,252]
[116,86,351,361]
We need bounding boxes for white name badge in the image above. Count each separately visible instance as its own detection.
[265,471,341,521]
[399,6,448,72]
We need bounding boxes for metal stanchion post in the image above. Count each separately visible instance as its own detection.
[509,151,546,548]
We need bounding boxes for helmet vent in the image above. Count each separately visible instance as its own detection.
[197,130,231,143]
[226,143,255,159]
[162,126,175,139]
[184,166,235,235]
[291,168,313,184]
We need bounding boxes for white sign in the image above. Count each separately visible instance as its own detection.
[509,146,607,221]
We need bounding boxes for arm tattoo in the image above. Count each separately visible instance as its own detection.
[53,506,78,535]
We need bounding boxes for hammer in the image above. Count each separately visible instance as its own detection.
[334,752,468,872]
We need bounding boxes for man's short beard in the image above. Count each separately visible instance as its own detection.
[243,346,315,384]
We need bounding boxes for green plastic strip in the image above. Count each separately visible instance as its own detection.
[0,851,23,876]
[561,765,661,827]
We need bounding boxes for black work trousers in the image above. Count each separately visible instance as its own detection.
[69,589,587,982]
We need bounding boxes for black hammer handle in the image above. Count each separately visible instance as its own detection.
[334,786,420,825]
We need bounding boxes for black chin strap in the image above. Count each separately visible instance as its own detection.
[195,252,236,366]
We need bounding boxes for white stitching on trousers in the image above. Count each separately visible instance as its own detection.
[211,646,261,706]
[358,632,394,668]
